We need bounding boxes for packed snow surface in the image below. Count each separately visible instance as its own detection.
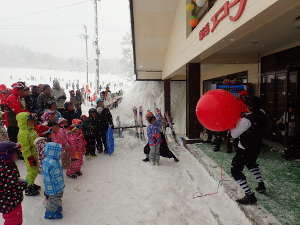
[0,68,251,225]
[0,134,251,225]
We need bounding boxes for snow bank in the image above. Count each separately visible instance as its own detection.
[171,81,186,136]
[112,81,164,126]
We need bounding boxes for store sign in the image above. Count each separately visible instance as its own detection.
[199,0,247,40]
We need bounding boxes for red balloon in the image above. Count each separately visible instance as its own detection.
[196,90,241,132]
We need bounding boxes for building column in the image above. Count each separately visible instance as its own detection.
[164,79,171,114]
[186,63,202,141]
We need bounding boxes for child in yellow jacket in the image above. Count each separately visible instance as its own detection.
[16,112,40,196]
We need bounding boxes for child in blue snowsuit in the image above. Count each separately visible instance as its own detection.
[42,142,65,220]
[146,109,162,165]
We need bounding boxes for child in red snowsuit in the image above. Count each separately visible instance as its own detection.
[0,142,27,225]
[66,119,86,179]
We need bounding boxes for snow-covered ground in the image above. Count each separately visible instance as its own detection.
[0,67,130,93]
[0,68,251,225]
[0,133,251,225]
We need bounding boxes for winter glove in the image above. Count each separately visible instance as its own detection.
[27,155,37,167]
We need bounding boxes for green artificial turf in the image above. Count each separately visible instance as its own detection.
[194,143,300,225]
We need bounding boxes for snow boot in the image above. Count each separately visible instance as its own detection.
[212,145,220,152]
[67,174,78,179]
[32,184,41,191]
[76,171,83,176]
[25,185,40,196]
[174,157,179,162]
[18,152,24,160]
[255,182,266,194]
[44,210,63,220]
[142,158,149,162]
[236,193,257,205]
[97,146,103,153]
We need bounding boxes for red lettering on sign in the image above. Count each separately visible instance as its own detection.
[198,0,248,40]
[211,1,229,33]
[228,0,247,21]
[199,23,210,40]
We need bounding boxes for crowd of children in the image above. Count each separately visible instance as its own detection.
[0,81,114,224]
[0,80,174,224]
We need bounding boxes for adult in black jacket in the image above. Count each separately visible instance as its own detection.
[96,99,114,153]
[28,86,40,114]
[37,85,55,115]
[62,102,82,127]
[230,96,267,205]
[23,87,32,111]
[83,108,101,156]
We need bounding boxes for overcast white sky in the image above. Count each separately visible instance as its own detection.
[0,0,131,59]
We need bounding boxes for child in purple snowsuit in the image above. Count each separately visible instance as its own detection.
[146,109,162,165]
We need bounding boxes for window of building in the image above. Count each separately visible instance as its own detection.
[186,0,217,36]
[203,71,248,94]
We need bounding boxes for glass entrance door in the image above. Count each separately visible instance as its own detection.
[288,69,300,141]
[261,68,300,144]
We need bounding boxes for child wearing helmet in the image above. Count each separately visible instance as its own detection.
[146,109,162,165]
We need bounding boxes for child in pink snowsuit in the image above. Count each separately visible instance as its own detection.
[66,119,86,179]
[50,119,71,170]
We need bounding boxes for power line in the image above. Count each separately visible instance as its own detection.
[0,0,92,23]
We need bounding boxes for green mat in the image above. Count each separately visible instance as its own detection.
[195,143,300,225]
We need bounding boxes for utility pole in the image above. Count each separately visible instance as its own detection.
[83,25,89,84]
[94,0,100,94]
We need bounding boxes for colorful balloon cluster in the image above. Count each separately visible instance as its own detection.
[187,0,208,28]
[193,0,207,7]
